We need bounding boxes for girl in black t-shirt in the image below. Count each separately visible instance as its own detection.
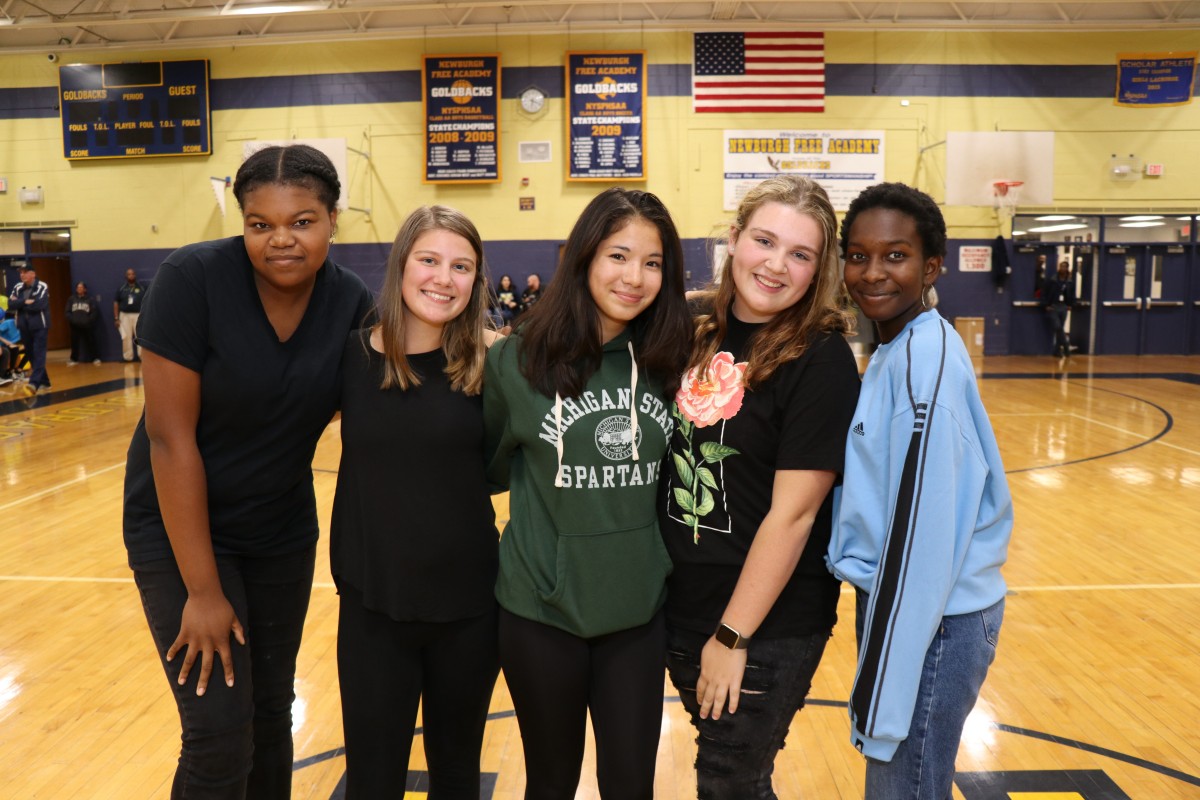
[660,175,860,799]
[330,205,500,799]
[124,144,373,799]
[493,273,519,327]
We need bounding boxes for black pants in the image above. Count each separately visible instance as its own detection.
[1047,306,1070,355]
[133,545,316,800]
[666,626,830,800]
[20,326,49,388]
[498,608,666,800]
[69,322,99,362]
[336,584,499,800]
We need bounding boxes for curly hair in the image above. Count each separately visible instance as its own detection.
[839,182,946,260]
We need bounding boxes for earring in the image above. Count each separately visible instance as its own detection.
[920,284,931,310]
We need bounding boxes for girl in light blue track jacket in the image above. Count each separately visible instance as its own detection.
[828,182,1013,800]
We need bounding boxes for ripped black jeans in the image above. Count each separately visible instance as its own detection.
[666,625,830,800]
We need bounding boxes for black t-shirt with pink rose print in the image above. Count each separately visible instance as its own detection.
[659,313,860,638]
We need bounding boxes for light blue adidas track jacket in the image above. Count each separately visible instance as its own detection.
[827,310,1013,762]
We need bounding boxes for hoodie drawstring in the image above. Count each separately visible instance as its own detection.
[553,392,565,488]
[628,341,640,462]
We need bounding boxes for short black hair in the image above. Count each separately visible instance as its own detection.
[232,144,340,213]
[840,182,946,259]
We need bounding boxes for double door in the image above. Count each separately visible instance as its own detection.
[1094,245,1190,355]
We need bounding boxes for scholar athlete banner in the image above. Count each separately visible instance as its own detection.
[423,54,500,183]
[1115,52,1197,107]
[722,129,885,211]
[566,51,646,181]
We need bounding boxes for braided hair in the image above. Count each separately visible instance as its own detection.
[232,144,341,213]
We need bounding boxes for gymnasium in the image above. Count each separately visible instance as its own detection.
[1,2,1198,798]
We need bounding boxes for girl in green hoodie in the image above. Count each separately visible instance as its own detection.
[484,188,692,799]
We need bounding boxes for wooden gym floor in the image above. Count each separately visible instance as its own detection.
[1,350,1198,799]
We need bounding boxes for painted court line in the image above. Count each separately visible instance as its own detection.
[0,461,125,513]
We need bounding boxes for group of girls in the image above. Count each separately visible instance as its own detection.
[123,142,1012,800]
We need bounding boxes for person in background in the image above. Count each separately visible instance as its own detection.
[1033,253,1048,300]
[1041,259,1076,358]
[8,264,51,393]
[330,205,500,799]
[67,281,102,365]
[660,175,860,800]
[115,267,146,361]
[518,272,543,318]
[829,182,1013,800]
[123,143,373,799]
[494,273,519,327]
[484,188,692,799]
[0,309,20,385]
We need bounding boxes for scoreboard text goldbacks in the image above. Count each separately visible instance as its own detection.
[59,60,211,160]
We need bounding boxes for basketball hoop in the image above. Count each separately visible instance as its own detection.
[992,180,1024,216]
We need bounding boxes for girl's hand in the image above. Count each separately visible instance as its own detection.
[167,592,246,696]
[695,635,748,720]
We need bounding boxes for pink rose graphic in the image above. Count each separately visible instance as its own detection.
[675,351,747,428]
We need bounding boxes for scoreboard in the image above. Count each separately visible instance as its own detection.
[59,60,211,160]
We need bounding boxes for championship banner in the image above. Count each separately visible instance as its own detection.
[722,129,885,211]
[422,54,500,183]
[566,51,646,182]
[1115,52,1197,107]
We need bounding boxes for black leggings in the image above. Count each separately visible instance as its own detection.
[337,584,499,800]
[498,608,666,800]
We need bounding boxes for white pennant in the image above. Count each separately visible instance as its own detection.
[210,178,227,217]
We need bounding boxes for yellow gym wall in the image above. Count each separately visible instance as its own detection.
[1,29,1198,252]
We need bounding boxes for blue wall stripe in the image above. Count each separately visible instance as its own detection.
[1,63,1121,118]
[0,86,60,119]
[827,63,1117,98]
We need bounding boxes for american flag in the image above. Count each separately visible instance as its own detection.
[692,31,825,113]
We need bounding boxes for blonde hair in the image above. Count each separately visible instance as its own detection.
[688,175,852,389]
[374,205,491,395]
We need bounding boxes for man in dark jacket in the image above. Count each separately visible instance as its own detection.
[8,265,51,392]
[67,281,102,365]
[1041,259,1077,357]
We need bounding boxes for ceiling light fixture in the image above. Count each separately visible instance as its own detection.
[1027,223,1088,233]
[221,1,326,16]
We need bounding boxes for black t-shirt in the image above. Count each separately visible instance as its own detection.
[123,236,374,566]
[660,315,860,638]
[330,333,498,622]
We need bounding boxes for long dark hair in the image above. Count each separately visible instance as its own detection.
[233,144,340,213]
[517,188,692,398]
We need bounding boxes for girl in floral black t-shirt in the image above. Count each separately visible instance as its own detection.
[659,175,860,800]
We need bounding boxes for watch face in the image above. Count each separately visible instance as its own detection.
[715,624,741,649]
[520,87,545,113]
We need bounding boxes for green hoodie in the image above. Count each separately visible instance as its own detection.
[484,329,675,638]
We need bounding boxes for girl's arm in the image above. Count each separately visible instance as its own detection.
[696,468,836,720]
[142,349,245,697]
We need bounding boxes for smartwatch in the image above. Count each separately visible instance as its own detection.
[714,622,749,650]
